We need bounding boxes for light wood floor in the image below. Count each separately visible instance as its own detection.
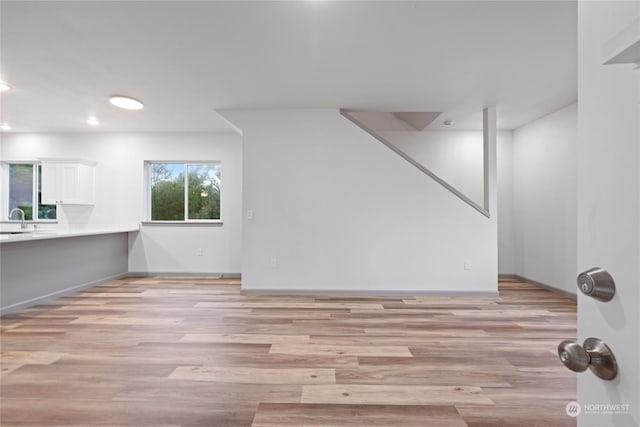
[0,277,577,426]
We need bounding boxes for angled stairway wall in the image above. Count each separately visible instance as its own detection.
[219,108,497,294]
[341,110,488,216]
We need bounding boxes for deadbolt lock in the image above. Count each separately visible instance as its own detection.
[577,267,615,302]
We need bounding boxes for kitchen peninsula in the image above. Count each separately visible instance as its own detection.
[1,226,138,314]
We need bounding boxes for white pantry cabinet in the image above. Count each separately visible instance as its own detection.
[41,161,95,205]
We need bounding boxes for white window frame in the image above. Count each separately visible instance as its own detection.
[2,161,57,223]
[144,160,222,224]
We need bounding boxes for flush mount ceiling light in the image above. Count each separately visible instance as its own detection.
[1,123,12,131]
[0,82,11,92]
[86,117,100,126]
[109,95,144,110]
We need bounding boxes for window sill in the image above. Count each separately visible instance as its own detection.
[141,221,223,227]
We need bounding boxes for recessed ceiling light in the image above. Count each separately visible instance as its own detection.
[0,82,11,92]
[109,95,144,110]
[1,123,12,131]
[87,117,100,126]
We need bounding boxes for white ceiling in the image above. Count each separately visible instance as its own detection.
[0,0,577,133]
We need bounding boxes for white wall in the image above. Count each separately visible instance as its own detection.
[0,132,242,274]
[510,103,577,294]
[220,108,497,294]
[497,130,515,275]
[578,2,639,425]
[381,130,484,207]
[378,130,524,246]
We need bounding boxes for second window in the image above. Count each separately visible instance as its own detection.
[148,162,221,221]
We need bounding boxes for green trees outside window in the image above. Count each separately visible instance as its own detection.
[8,164,56,220]
[150,162,221,221]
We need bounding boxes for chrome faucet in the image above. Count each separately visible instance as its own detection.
[8,207,27,229]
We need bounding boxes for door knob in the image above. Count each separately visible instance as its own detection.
[558,338,618,380]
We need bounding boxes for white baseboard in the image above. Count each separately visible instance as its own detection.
[126,272,241,278]
[241,288,499,298]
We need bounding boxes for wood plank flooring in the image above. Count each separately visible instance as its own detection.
[0,277,577,426]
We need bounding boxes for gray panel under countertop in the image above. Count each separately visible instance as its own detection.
[1,233,128,314]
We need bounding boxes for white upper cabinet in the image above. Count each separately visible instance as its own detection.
[41,161,95,205]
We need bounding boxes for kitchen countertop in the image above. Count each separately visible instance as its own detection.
[0,225,140,244]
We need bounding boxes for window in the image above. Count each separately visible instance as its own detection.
[7,163,57,220]
[148,162,221,221]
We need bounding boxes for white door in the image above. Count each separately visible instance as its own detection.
[577,2,639,426]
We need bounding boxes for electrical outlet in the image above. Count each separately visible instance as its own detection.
[270,257,279,269]
[464,260,471,270]
[196,248,203,256]
[247,210,254,220]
